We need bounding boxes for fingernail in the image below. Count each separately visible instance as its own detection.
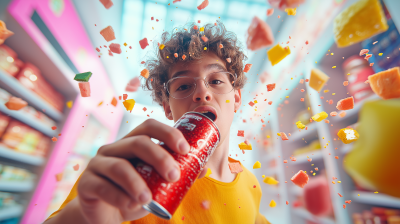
[139,191,151,204]
[179,140,190,154]
[168,167,180,181]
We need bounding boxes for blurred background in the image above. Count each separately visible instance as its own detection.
[0,0,399,223]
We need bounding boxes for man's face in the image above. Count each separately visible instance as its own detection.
[162,52,242,145]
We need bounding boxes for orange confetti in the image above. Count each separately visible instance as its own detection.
[52,137,57,142]
[111,97,118,107]
[73,164,79,171]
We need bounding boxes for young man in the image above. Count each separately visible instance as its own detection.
[44,21,270,224]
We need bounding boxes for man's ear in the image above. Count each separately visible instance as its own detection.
[234,89,242,113]
[163,101,173,120]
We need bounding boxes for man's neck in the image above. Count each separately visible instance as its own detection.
[205,135,237,183]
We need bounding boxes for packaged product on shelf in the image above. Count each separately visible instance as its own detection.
[15,63,64,112]
[0,112,11,138]
[0,45,23,76]
[0,163,34,181]
[0,120,43,155]
[342,55,375,103]
[35,135,51,157]
[0,192,19,209]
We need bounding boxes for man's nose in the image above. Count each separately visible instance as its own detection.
[192,79,212,102]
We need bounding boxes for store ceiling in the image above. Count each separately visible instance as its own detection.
[73,0,285,108]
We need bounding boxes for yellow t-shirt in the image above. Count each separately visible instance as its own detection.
[47,157,270,224]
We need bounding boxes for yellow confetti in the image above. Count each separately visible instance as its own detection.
[286,96,289,98]
[379,53,383,56]
[277,133,281,136]
[267,135,270,138]
[238,142,252,150]
[204,47,207,50]
[123,42,127,46]
[324,90,329,93]
[253,161,261,169]
[200,27,204,32]
[374,191,379,194]
[254,100,258,103]
[332,93,336,95]
[226,100,230,103]
[315,61,317,63]
[332,66,336,68]
[205,168,212,177]
[347,73,350,76]
[263,177,279,185]
[308,107,310,110]
[332,181,336,184]
[159,44,165,50]
[338,181,341,183]
[98,101,103,106]
[66,101,73,109]
[269,199,277,207]
[358,194,360,196]
[311,164,314,166]
[123,99,136,111]
[313,173,316,176]
[331,53,334,55]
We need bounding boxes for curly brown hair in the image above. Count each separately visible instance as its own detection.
[143,20,248,106]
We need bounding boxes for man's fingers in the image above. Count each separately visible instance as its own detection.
[98,136,181,182]
[121,119,190,155]
[88,156,152,204]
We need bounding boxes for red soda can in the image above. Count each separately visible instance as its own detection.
[131,112,220,219]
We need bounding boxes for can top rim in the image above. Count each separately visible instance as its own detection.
[181,111,221,140]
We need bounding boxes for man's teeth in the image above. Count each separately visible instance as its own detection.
[200,111,209,113]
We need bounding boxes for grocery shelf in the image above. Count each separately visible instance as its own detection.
[0,204,24,221]
[332,94,380,123]
[0,180,34,192]
[292,208,335,224]
[352,191,400,208]
[0,104,55,137]
[289,122,318,142]
[0,69,63,121]
[0,146,44,166]
[295,150,323,164]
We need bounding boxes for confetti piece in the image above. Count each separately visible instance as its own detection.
[296,121,305,129]
[339,111,346,117]
[246,16,274,51]
[335,156,339,159]
[123,99,135,111]
[201,200,210,209]
[228,162,243,173]
[263,176,279,185]
[367,67,400,99]
[111,97,118,107]
[280,132,289,141]
[337,128,359,144]
[238,142,252,150]
[78,82,91,97]
[140,69,149,79]
[159,44,165,50]
[267,8,274,16]
[267,44,290,66]
[333,0,388,48]
[253,161,261,169]
[55,173,63,182]
[125,77,141,92]
[237,130,244,137]
[244,64,253,73]
[182,55,186,60]
[73,164,79,171]
[66,101,73,108]
[248,101,255,107]
[374,191,378,193]
[52,137,57,142]
[345,200,351,204]
[291,170,309,188]
[109,43,122,54]
[74,72,92,82]
[311,111,328,122]
[309,68,329,92]
[4,97,27,110]
[99,0,113,9]
[100,26,115,42]
[269,200,277,207]
[283,160,287,163]
[205,168,212,177]
[285,8,296,16]
[291,157,297,162]
[267,83,276,91]
[0,20,14,45]
[51,126,57,130]
[343,204,346,209]
[343,81,349,86]
[197,0,209,10]
[139,38,149,49]
[123,94,128,100]
[336,96,354,110]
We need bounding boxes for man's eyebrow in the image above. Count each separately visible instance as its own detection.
[171,70,190,79]
[205,63,227,72]
[170,63,227,79]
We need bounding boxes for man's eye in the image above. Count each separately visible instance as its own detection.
[177,85,190,91]
[210,79,224,85]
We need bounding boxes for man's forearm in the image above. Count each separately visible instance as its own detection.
[43,198,88,224]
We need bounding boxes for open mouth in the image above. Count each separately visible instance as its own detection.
[199,111,217,121]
